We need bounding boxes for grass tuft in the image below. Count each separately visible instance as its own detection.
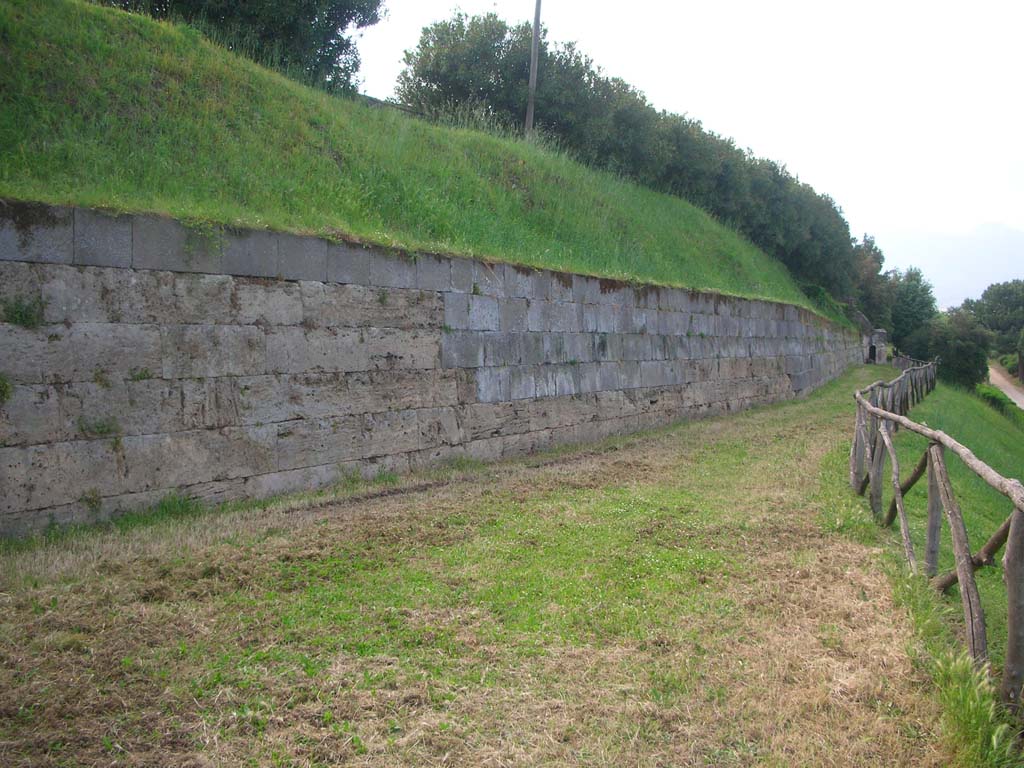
[1,295,45,328]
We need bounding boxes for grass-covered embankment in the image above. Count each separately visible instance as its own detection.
[1,0,832,316]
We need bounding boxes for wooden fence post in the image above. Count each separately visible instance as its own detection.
[925,443,943,577]
[880,422,917,572]
[850,404,866,491]
[930,443,988,663]
[1001,507,1024,715]
[869,389,885,521]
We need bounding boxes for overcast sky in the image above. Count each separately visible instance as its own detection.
[355,0,1023,307]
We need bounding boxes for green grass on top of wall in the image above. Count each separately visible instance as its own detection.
[0,0,846,323]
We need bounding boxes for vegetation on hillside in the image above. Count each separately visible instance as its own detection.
[0,0,837,316]
[964,280,1024,357]
[399,12,860,299]
[885,383,1024,763]
[98,0,384,91]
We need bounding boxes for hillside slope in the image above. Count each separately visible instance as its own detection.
[0,0,825,313]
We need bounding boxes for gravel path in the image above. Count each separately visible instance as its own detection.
[989,363,1024,409]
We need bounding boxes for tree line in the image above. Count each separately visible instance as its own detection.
[397,13,859,299]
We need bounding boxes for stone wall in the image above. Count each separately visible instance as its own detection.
[0,202,864,535]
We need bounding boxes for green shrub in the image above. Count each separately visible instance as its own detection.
[0,374,11,406]
[976,383,1024,429]
[1002,352,1020,379]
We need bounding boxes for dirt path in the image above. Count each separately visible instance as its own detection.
[0,366,948,766]
[989,363,1024,409]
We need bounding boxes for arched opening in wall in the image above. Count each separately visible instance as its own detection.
[868,344,877,363]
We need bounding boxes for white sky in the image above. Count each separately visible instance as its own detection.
[355,0,1024,307]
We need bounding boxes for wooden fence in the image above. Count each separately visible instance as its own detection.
[849,359,1024,717]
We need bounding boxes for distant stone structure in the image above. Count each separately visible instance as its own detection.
[0,202,864,535]
[866,329,889,364]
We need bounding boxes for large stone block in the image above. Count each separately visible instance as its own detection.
[441,331,485,369]
[0,384,62,447]
[0,438,126,515]
[472,261,505,297]
[133,216,222,273]
[450,257,475,293]
[475,366,511,403]
[468,295,500,331]
[459,401,530,441]
[121,426,277,493]
[0,203,73,264]
[233,278,304,326]
[327,242,371,285]
[278,233,327,281]
[222,228,279,277]
[161,324,266,378]
[369,251,416,289]
[301,281,441,330]
[363,409,422,457]
[500,298,529,332]
[74,208,132,268]
[59,379,200,439]
[1,322,163,385]
[416,254,451,291]
[276,416,362,470]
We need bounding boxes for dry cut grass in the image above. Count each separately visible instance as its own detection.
[0,367,950,766]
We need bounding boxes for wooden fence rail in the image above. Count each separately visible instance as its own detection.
[849,360,1024,717]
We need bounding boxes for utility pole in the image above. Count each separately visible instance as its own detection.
[524,0,542,138]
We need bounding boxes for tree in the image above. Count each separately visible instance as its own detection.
[926,309,993,388]
[890,268,937,351]
[851,235,896,330]
[965,279,1024,354]
[1019,328,1024,381]
[104,0,383,90]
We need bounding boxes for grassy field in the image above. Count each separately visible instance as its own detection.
[887,384,1024,675]
[1,365,987,767]
[0,0,834,317]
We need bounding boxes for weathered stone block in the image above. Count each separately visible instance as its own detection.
[450,257,475,293]
[133,216,222,273]
[276,415,362,470]
[161,325,265,378]
[121,427,276,493]
[483,332,522,367]
[302,281,441,330]
[0,203,73,264]
[468,295,500,331]
[444,292,470,330]
[222,228,279,277]
[509,366,536,400]
[500,298,529,332]
[234,278,304,326]
[472,261,505,297]
[327,242,371,285]
[364,409,423,457]
[1,322,163,385]
[279,233,327,281]
[416,254,451,291]
[369,251,417,289]
[0,384,62,447]
[476,366,511,403]
[441,331,485,369]
[74,208,131,268]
